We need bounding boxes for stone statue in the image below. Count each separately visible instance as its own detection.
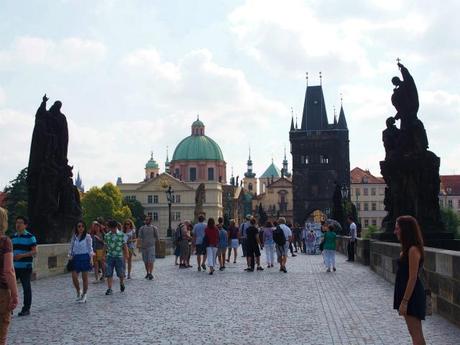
[380,62,447,242]
[27,95,82,243]
[194,183,206,222]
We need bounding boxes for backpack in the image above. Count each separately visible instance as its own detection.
[175,225,183,242]
[273,225,286,246]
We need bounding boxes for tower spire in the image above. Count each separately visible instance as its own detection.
[306,72,309,86]
[244,146,255,178]
[319,71,322,85]
[290,107,295,131]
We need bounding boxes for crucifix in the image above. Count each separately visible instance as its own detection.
[396,57,401,67]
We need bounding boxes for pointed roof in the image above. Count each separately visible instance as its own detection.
[290,116,294,131]
[260,161,281,178]
[337,105,348,129]
[300,85,329,130]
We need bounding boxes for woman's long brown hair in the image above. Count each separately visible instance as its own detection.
[396,215,424,260]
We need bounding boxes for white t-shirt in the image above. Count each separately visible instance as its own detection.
[349,222,357,240]
[279,224,292,241]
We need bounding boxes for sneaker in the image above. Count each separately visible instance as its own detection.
[148,274,153,280]
[244,268,254,272]
[79,293,87,303]
[120,282,125,292]
[326,268,331,272]
[99,276,105,281]
[76,291,81,301]
[145,273,149,279]
[198,266,201,272]
[219,267,224,271]
[105,288,113,295]
[292,254,297,257]
[201,263,206,270]
[256,266,264,271]
[209,271,213,275]
[18,310,30,317]
[127,275,131,279]
[333,267,336,272]
[233,260,236,264]
[282,267,288,273]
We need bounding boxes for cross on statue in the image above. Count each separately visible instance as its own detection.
[396,57,401,64]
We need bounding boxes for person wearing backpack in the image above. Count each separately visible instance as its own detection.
[274,217,292,273]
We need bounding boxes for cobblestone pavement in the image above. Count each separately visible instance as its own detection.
[8,250,460,345]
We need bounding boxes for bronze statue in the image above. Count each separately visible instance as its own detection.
[27,94,81,243]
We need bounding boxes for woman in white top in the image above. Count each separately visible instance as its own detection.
[69,221,94,303]
[122,219,136,279]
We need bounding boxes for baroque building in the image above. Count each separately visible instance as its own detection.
[289,82,350,224]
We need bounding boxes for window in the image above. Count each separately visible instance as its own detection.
[190,167,197,181]
[320,155,329,164]
[371,219,377,226]
[371,203,377,211]
[248,183,253,192]
[364,219,369,227]
[153,212,158,221]
[174,168,179,178]
[153,195,159,204]
[304,155,310,164]
[150,172,155,179]
[147,195,153,204]
[356,202,361,211]
[208,167,214,181]
[355,188,360,196]
[371,188,376,196]
[175,194,181,203]
[147,212,152,218]
[363,188,368,196]
[172,212,181,221]
[439,199,444,207]
[364,203,369,211]
[448,199,453,208]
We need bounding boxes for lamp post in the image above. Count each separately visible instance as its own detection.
[165,185,174,237]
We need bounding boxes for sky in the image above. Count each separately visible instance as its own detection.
[1,0,459,190]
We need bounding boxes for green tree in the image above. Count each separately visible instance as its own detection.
[101,183,123,209]
[3,168,28,234]
[440,207,460,238]
[123,198,145,228]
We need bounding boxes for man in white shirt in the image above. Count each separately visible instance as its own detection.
[276,217,292,273]
[347,216,357,262]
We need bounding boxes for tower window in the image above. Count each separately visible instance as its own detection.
[248,183,253,191]
[190,167,197,181]
[320,155,329,164]
[208,168,214,181]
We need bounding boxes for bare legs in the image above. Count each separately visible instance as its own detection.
[72,271,89,296]
[404,316,426,345]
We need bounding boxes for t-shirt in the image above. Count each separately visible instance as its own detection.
[0,236,13,289]
[104,231,127,257]
[138,225,159,249]
[246,226,259,247]
[229,226,239,239]
[349,222,357,241]
[193,222,206,245]
[278,224,292,242]
[239,221,250,238]
[262,227,274,244]
[218,229,228,248]
[323,231,337,250]
[124,230,136,249]
[92,234,105,250]
[12,230,37,269]
[204,226,219,247]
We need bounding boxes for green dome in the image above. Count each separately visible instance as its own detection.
[172,135,224,161]
[192,119,204,127]
[145,154,159,169]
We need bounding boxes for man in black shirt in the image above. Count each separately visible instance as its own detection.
[244,218,264,272]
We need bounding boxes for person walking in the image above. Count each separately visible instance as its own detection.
[226,220,239,264]
[69,221,94,302]
[104,220,128,295]
[245,217,264,272]
[204,218,219,275]
[322,225,337,272]
[178,223,191,268]
[217,223,228,271]
[192,215,207,272]
[239,215,251,263]
[274,217,292,273]
[0,207,18,344]
[347,216,357,262]
[262,221,275,268]
[137,216,159,280]
[91,221,105,283]
[174,223,182,266]
[122,219,136,279]
[11,216,37,316]
[393,216,426,345]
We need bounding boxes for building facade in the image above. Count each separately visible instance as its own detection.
[289,83,350,224]
[439,176,460,215]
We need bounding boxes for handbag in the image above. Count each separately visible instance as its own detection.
[419,266,432,316]
[66,236,75,272]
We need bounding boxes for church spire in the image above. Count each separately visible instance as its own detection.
[75,171,84,192]
[337,103,348,129]
[282,146,291,178]
[290,107,295,131]
[165,146,170,173]
[244,146,256,178]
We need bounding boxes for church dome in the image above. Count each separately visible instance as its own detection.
[172,118,224,162]
[145,154,159,169]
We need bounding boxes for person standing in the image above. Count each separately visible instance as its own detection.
[69,221,94,302]
[306,229,316,255]
[0,207,18,343]
[137,216,159,280]
[204,218,219,275]
[122,219,136,279]
[192,215,207,272]
[179,222,192,268]
[322,225,337,272]
[217,223,228,271]
[274,217,292,273]
[239,215,251,263]
[393,216,426,345]
[226,220,239,264]
[347,216,357,262]
[11,216,37,316]
[91,221,105,283]
[104,220,128,295]
[262,221,275,268]
[245,217,264,272]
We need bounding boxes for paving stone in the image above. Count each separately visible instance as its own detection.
[8,251,460,345]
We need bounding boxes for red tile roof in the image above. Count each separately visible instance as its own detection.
[350,167,385,184]
[440,175,460,195]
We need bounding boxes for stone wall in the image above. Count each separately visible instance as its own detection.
[335,236,370,266]
[336,236,460,328]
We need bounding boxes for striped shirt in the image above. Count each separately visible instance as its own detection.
[12,230,37,269]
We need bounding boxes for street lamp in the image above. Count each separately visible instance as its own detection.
[340,185,349,200]
[165,185,174,237]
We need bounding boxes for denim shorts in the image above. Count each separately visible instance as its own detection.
[105,256,124,278]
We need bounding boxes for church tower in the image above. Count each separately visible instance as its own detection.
[289,79,350,224]
[145,152,160,180]
[243,147,258,195]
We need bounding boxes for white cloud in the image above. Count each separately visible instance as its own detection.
[0,36,107,71]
